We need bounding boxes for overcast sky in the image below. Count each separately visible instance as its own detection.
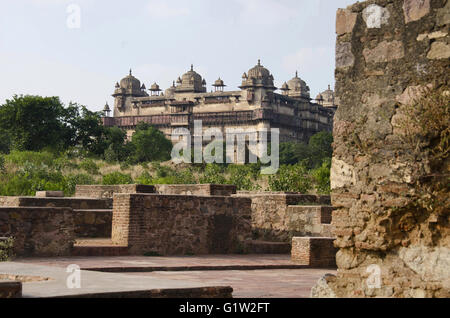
[0,0,356,111]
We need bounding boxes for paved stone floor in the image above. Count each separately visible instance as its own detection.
[10,255,337,298]
[125,269,335,298]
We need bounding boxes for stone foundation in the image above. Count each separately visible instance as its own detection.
[112,194,252,255]
[234,193,331,242]
[156,184,237,196]
[75,184,156,199]
[291,237,338,268]
[0,207,75,257]
[0,280,22,298]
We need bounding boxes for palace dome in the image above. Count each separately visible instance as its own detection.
[120,69,141,91]
[247,60,271,80]
[287,71,310,99]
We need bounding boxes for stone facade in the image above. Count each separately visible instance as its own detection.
[111,193,252,255]
[0,207,75,257]
[102,62,336,144]
[323,0,450,298]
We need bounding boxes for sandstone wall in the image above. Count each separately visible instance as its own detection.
[0,196,112,210]
[0,207,75,257]
[329,0,449,297]
[235,193,331,242]
[73,210,112,238]
[155,184,237,196]
[75,184,156,199]
[111,194,252,255]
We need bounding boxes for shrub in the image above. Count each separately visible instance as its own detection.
[5,150,55,167]
[268,163,312,193]
[79,159,99,175]
[102,172,133,185]
[64,173,95,196]
[311,158,331,195]
[0,155,4,172]
[0,237,15,262]
[227,164,260,191]
[199,164,227,184]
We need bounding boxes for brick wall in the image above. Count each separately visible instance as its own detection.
[112,194,252,255]
[292,237,338,268]
[0,207,75,257]
[0,196,112,210]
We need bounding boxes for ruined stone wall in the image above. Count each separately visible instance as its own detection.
[74,184,155,199]
[73,210,112,238]
[112,194,252,255]
[0,207,75,257]
[155,184,237,196]
[0,196,112,210]
[329,0,449,297]
[235,193,331,242]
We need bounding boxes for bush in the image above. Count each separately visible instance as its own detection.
[64,173,95,196]
[268,163,312,193]
[102,172,133,185]
[5,150,55,167]
[79,159,99,175]
[311,158,331,195]
[0,237,14,262]
[199,164,227,184]
[0,155,4,172]
[227,164,260,191]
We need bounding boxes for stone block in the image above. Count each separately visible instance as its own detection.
[403,0,430,23]
[36,191,64,198]
[336,42,355,69]
[336,8,358,35]
[363,40,404,63]
[427,41,450,60]
[363,4,390,28]
[291,237,338,268]
[0,280,22,298]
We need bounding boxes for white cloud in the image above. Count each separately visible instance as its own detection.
[146,0,191,18]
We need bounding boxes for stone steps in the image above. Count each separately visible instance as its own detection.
[244,240,291,254]
[72,238,128,257]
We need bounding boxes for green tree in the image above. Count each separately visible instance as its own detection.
[130,123,172,163]
[0,95,75,151]
[308,132,333,168]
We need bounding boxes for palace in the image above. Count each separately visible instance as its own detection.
[102,60,337,143]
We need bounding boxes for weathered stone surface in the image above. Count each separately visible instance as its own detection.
[36,191,64,198]
[336,8,358,35]
[328,0,450,298]
[75,184,156,199]
[427,41,450,60]
[362,4,390,28]
[336,42,355,69]
[291,237,337,268]
[403,0,431,23]
[0,207,75,257]
[112,194,252,255]
[331,158,355,190]
[0,280,22,298]
[363,40,404,63]
[234,193,330,242]
[156,184,236,196]
[437,0,450,26]
[417,30,448,41]
[310,274,337,298]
